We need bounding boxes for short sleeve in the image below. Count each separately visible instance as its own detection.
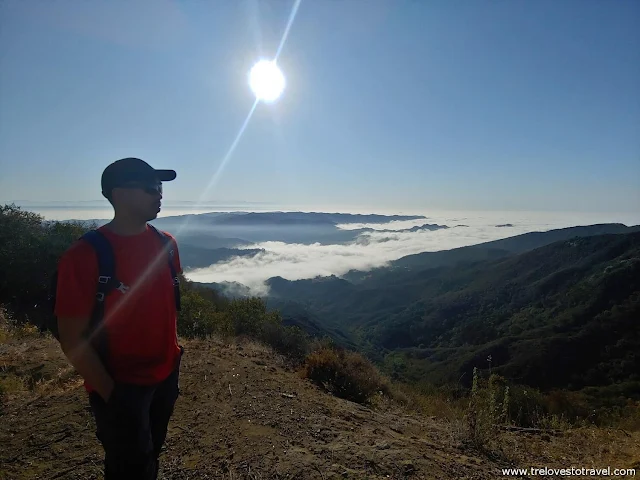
[54,240,99,319]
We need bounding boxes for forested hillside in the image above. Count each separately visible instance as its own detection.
[265,229,640,412]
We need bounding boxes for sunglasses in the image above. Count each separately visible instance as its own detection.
[118,181,163,196]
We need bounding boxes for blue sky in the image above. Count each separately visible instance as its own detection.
[1,0,638,213]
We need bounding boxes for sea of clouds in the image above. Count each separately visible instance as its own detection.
[184,210,640,295]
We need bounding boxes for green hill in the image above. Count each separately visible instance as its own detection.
[267,230,640,409]
[366,233,639,393]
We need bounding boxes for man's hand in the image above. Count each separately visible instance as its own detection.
[57,316,114,402]
[102,381,115,403]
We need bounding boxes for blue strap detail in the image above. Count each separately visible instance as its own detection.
[148,224,181,312]
[81,230,119,302]
[80,229,119,367]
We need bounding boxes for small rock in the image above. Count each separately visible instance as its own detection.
[376,442,390,450]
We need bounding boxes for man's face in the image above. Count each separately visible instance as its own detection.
[112,180,163,221]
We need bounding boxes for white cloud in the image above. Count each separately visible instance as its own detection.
[184,210,640,295]
[183,228,495,295]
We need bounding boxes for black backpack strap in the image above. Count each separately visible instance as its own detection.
[81,230,120,365]
[147,224,181,312]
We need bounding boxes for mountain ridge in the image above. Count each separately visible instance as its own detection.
[246,226,640,405]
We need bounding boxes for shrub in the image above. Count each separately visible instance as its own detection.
[465,367,497,446]
[307,335,337,353]
[227,297,264,337]
[261,322,310,363]
[506,383,548,427]
[543,389,591,422]
[462,366,587,440]
[303,345,389,404]
[177,288,233,338]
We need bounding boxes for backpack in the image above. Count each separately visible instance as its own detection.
[46,224,181,362]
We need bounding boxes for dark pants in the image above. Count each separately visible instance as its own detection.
[88,351,182,480]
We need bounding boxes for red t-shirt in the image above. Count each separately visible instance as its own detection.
[54,224,182,392]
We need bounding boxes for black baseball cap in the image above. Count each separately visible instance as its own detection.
[101,157,176,197]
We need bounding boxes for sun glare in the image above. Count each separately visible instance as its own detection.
[249,60,286,102]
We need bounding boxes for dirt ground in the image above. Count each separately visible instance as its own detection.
[1,333,639,480]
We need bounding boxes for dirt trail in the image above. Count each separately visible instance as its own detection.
[1,335,639,479]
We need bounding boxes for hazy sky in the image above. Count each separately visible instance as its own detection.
[1,0,639,213]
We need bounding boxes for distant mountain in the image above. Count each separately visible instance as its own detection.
[170,214,430,245]
[171,232,252,250]
[152,211,430,246]
[263,225,640,404]
[344,223,640,283]
[358,223,448,234]
[470,223,639,253]
[210,212,426,226]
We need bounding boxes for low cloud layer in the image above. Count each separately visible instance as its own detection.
[184,210,640,295]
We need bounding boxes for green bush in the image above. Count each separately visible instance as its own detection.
[177,288,232,338]
[0,204,94,327]
[506,383,550,427]
[261,322,310,363]
[303,345,389,404]
[178,281,312,361]
[226,297,267,337]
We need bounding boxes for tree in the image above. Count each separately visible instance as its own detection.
[0,204,93,326]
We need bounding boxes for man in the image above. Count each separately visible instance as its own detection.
[55,157,183,479]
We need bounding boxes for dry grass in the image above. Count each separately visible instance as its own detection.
[0,373,26,395]
[387,382,466,421]
[0,306,40,342]
[31,365,83,396]
[0,306,82,411]
[618,407,640,432]
[235,336,277,356]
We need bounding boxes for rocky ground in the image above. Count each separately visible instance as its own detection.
[1,330,639,479]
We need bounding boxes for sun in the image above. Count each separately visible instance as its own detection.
[248,60,286,103]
